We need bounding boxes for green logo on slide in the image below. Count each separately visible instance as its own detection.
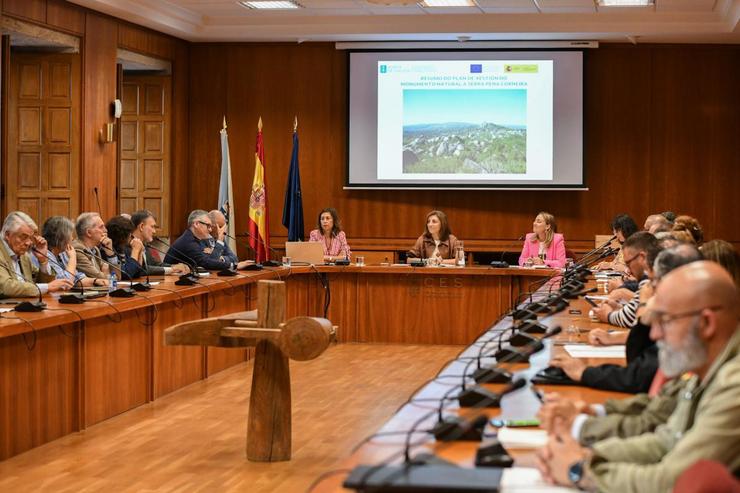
[504,64,538,73]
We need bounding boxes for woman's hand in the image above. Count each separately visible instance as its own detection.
[530,256,545,265]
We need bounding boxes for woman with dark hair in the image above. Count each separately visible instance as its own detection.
[308,208,351,262]
[407,210,461,265]
[41,216,105,287]
[597,213,639,272]
[518,211,567,268]
[105,215,146,280]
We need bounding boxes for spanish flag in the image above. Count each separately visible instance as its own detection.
[248,117,270,263]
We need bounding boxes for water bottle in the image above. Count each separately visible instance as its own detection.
[108,271,118,292]
[455,242,465,267]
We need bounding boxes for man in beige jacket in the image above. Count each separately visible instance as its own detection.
[536,261,740,492]
[0,211,71,297]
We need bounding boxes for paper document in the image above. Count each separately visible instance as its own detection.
[502,468,579,492]
[564,344,626,358]
[118,281,161,287]
[497,428,548,449]
[0,307,13,313]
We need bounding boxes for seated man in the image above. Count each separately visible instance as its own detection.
[536,261,740,492]
[0,211,71,297]
[644,213,673,234]
[163,210,252,271]
[597,214,639,272]
[41,216,106,288]
[551,244,703,393]
[73,212,118,279]
[204,209,238,264]
[130,210,189,276]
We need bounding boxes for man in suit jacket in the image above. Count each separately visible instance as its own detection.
[0,211,71,297]
[536,262,740,492]
[163,210,252,271]
[73,212,118,280]
[130,210,189,276]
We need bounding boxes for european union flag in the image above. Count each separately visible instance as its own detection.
[470,64,482,73]
[282,130,304,241]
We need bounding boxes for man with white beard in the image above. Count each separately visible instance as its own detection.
[536,261,740,492]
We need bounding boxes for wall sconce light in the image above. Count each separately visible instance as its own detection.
[99,99,122,144]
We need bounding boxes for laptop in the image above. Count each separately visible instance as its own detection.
[285,241,324,265]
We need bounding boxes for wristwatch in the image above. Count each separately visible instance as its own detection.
[568,460,585,489]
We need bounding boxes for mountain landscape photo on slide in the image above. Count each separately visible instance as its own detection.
[402,89,527,174]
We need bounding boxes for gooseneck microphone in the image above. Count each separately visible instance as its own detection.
[82,248,136,298]
[0,258,47,312]
[224,232,263,271]
[33,248,86,304]
[241,231,281,267]
[152,237,201,285]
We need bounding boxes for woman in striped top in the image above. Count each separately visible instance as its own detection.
[308,208,351,262]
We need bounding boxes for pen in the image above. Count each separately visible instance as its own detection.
[532,387,544,403]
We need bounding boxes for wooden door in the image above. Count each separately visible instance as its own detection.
[119,75,171,236]
[6,53,80,222]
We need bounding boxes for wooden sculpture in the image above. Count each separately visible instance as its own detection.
[164,280,335,462]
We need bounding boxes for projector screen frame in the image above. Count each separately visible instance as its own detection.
[344,48,588,191]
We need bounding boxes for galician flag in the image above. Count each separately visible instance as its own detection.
[218,117,237,254]
[248,117,270,263]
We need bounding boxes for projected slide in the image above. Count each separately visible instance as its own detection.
[377,60,553,181]
[402,89,527,174]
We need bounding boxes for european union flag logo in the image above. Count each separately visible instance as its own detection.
[470,64,482,73]
[380,65,387,73]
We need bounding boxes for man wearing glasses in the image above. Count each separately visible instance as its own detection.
[536,261,740,492]
[164,210,253,271]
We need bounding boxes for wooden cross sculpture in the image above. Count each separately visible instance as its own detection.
[164,280,335,462]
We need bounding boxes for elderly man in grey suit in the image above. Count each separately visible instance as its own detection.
[0,211,72,297]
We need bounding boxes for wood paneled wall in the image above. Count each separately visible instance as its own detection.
[187,43,739,251]
[1,0,189,234]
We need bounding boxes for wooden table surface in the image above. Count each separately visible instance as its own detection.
[312,286,631,492]
[0,264,555,461]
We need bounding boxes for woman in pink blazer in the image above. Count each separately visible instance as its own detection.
[518,212,567,268]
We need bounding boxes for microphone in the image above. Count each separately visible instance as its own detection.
[490,234,524,268]
[573,234,616,268]
[82,248,135,298]
[33,248,87,304]
[0,257,47,312]
[457,376,526,408]
[224,233,263,271]
[93,186,103,215]
[241,231,281,267]
[152,237,201,286]
[494,325,562,363]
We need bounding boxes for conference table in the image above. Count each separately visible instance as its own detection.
[0,264,556,461]
[313,278,632,492]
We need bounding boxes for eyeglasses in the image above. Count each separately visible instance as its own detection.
[196,221,212,228]
[623,251,644,265]
[650,305,725,331]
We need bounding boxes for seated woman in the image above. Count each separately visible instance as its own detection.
[518,212,566,268]
[41,216,107,288]
[308,208,351,262]
[407,210,460,265]
[106,215,147,280]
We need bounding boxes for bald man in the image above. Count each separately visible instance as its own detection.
[536,261,740,492]
[204,210,238,264]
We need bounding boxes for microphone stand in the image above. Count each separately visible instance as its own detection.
[35,248,87,304]
[0,258,47,312]
[241,231,281,267]
[224,233,263,271]
[151,237,201,286]
[82,249,135,298]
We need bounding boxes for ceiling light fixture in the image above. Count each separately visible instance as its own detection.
[421,0,476,7]
[239,1,301,9]
[597,0,654,6]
